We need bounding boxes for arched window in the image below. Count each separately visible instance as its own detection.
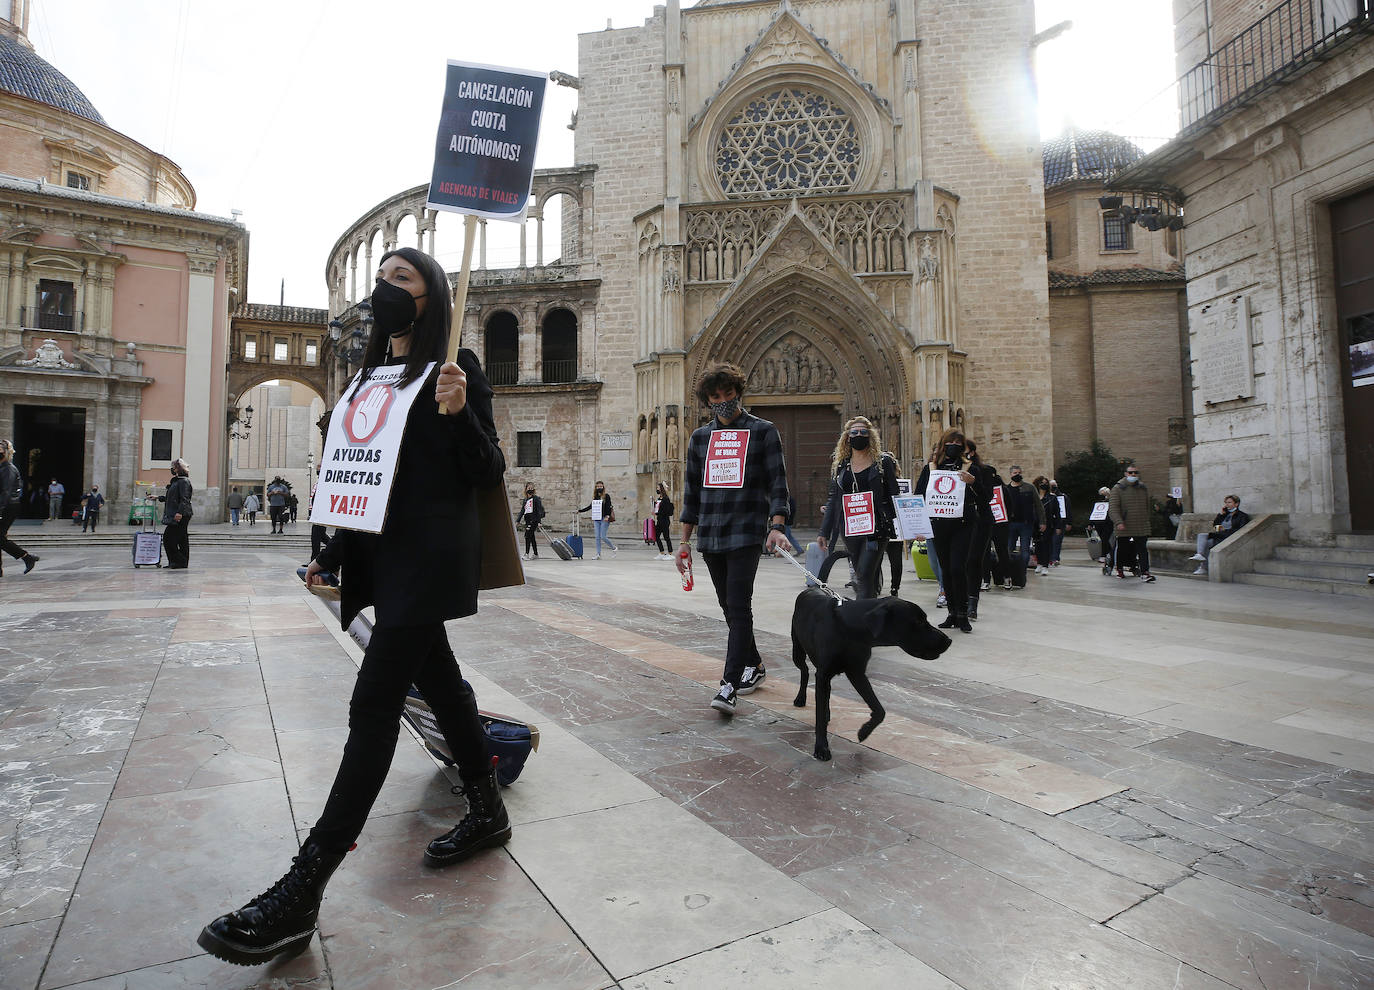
[542,309,577,383]
[484,312,518,385]
[715,87,862,199]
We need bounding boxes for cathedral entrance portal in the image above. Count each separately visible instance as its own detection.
[751,403,840,527]
[13,405,86,520]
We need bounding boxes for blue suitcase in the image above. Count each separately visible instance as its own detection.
[566,515,584,558]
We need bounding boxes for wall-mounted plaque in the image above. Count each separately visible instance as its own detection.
[1197,296,1254,405]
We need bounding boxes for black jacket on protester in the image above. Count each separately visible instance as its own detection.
[915,455,989,526]
[161,475,194,524]
[316,350,504,629]
[516,494,545,529]
[820,452,899,544]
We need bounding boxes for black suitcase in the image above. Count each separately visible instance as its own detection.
[1009,553,1028,588]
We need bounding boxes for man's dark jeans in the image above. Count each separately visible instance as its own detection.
[701,546,763,688]
[1008,521,1033,568]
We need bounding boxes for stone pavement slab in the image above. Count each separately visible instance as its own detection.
[2,541,1374,988]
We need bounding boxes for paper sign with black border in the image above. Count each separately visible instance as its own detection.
[426,60,547,221]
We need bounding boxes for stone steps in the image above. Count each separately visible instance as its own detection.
[1234,571,1374,598]
[15,531,313,552]
[1337,533,1374,550]
[1274,544,1374,565]
[1252,557,1374,582]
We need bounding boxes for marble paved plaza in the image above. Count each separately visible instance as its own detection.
[3,532,1374,989]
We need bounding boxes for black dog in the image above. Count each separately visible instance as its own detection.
[791,588,951,761]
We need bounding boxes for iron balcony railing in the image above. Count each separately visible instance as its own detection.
[542,359,577,384]
[486,360,518,386]
[1179,0,1371,131]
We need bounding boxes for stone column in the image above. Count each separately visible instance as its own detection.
[182,255,218,488]
[519,301,538,382]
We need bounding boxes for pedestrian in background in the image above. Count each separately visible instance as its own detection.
[0,440,39,576]
[818,416,897,601]
[1108,464,1155,582]
[653,482,675,559]
[82,484,103,532]
[963,442,995,621]
[244,491,260,526]
[1005,464,1044,575]
[1032,476,1060,576]
[160,458,194,570]
[578,481,617,559]
[47,477,64,520]
[267,478,288,534]
[227,486,244,526]
[517,483,545,559]
[288,491,299,523]
[1049,479,1070,567]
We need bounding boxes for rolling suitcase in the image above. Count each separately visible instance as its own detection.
[566,515,584,558]
[1009,552,1028,588]
[542,525,574,561]
[643,517,656,543]
[403,688,539,786]
[804,540,825,587]
[132,528,163,568]
[910,539,936,581]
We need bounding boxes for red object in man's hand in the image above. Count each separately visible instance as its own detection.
[676,546,694,591]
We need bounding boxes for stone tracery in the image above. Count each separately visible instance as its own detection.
[715,87,862,199]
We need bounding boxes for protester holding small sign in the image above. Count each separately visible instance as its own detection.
[679,362,790,714]
[916,429,987,633]
[818,417,897,600]
[199,247,509,967]
[577,482,617,558]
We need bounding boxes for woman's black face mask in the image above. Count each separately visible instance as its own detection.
[848,434,871,451]
[371,279,426,336]
[943,443,964,461]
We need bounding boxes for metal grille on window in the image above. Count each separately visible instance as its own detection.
[517,431,542,468]
[715,88,862,199]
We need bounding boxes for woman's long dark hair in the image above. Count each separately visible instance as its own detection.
[350,247,452,399]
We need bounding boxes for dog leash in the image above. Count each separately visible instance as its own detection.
[775,547,845,604]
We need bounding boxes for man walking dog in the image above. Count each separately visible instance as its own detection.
[679,362,791,715]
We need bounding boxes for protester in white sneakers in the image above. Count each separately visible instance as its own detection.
[1190,494,1250,574]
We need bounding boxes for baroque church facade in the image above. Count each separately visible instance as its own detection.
[327,0,1052,526]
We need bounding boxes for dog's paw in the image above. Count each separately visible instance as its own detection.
[856,716,884,742]
[793,692,807,708]
[813,743,832,761]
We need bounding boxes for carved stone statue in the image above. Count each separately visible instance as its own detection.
[649,420,659,463]
[666,415,679,459]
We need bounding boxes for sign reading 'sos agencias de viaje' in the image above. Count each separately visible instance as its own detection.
[426,60,547,221]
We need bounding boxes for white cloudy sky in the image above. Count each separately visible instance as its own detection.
[30,0,1175,309]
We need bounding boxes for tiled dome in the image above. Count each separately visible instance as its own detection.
[1042,128,1142,189]
[0,31,105,125]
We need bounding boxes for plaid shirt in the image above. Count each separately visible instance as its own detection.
[680,409,790,553]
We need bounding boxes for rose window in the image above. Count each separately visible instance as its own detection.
[715,88,862,198]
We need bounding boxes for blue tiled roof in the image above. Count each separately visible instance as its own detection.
[0,33,105,125]
[1043,128,1143,189]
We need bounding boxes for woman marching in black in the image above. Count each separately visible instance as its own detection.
[916,429,986,633]
[818,417,898,600]
[653,482,675,559]
[198,247,508,967]
[160,457,194,569]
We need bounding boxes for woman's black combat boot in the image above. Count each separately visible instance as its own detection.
[197,838,345,966]
[424,763,512,866]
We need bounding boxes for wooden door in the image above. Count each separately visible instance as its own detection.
[758,405,841,528]
[1332,188,1374,531]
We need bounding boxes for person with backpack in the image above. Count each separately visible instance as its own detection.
[159,458,194,570]
[0,439,39,576]
[817,417,898,600]
[516,483,545,559]
[244,491,260,525]
[653,482,675,559]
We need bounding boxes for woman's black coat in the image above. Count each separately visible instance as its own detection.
[317,349,504,629]
[915,456,989,525]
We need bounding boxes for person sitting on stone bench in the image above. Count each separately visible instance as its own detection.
[1190,494,1250,575]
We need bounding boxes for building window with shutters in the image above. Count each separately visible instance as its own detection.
[244,337,257,359]
[517,431,542,467]
[273,339,289,362]
[37,279,76,331]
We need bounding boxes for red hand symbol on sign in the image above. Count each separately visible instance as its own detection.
[344,385,395,443]
[933,475,958,495]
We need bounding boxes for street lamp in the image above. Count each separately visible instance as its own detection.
[329,304,371,366]
[228,403,254,441]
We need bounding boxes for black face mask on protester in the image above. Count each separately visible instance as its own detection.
[1011,473,1023,483]
[943,443,964,462]
[370,279,426,337]
[849,435,871,451]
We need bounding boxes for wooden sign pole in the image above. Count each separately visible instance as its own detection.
[440,213,480,412]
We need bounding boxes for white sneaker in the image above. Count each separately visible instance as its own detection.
[1193,566,1206,575]
[594,554,601,560]
[1035,565,1046,575]
[1188,553,1205,562]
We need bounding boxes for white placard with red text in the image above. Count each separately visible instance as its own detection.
[842,491,876,537]
[1090,501,1109,521]
[925,470,967,518]
[1056,495,1067,518]
[310,363,435,533]
[990,485,1008,523]
[703,429,750,488]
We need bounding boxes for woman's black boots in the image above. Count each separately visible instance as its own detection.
[424,764,512,867]
[197,838,346,966]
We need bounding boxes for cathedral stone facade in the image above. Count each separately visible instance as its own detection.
[328,0,1052,526]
